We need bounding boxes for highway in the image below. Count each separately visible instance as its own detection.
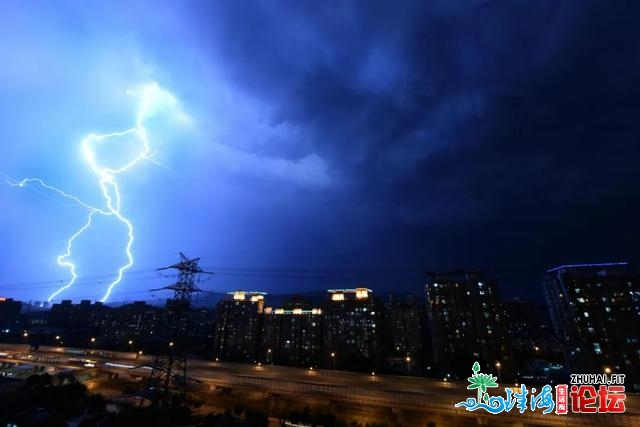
[2,343,640,426]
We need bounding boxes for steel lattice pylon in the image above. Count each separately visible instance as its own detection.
[144,252,212,406]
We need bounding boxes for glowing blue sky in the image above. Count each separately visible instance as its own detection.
[1,1,640,303]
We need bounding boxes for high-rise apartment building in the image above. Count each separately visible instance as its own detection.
[543,262,640,387]
[261,296,322,367]
[425,271,510,379]
[322,288,380,371]
[383,294,426,374]
[213,291,266,362]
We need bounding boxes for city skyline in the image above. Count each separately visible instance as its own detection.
[4,261,637,385]
[2,261,635,306]
[1,258,638,423]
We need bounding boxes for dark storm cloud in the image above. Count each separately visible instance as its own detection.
[193,1,581,201]
[189,1,640,296]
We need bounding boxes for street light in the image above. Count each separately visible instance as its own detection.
[495,362,502,382]
[405,356,412,375]
[604,367,612,374]
[330,352,336,369]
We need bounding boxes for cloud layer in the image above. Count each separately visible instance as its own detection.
[1,1,640,301]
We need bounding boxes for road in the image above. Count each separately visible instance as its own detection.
[1,343,639,426]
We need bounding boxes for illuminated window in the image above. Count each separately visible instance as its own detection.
[593,343,602,355]
[355,288,369,299]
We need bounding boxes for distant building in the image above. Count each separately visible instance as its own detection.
[50,300,106,329]
[49,300,76,328]
[382,294,426,375]
[22,301,49,312]
[187,307,216,341]
[322,288,380,371]
[543,262,640,387]
[98,301,162,343]
[425,271,511,379]
[262,296,323,367]
[503,298,560,356]
[0,297,22,331]
[213,291,266,362]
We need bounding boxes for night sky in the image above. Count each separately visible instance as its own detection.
[1,1,640,303]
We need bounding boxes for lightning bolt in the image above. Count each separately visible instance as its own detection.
[4,82,180,303]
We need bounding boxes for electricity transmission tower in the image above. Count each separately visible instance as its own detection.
[144,252,213,406]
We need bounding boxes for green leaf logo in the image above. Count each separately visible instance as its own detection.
[466,362,499,403]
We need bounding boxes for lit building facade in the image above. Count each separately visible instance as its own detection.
[50,300,107,330]
[382,294,426,374]
[322,288,381,371]
[97,301,162,343]
[425,271,510,379]
[213,291,266,362]
[261,296,322,367]
[543,262,640,386]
